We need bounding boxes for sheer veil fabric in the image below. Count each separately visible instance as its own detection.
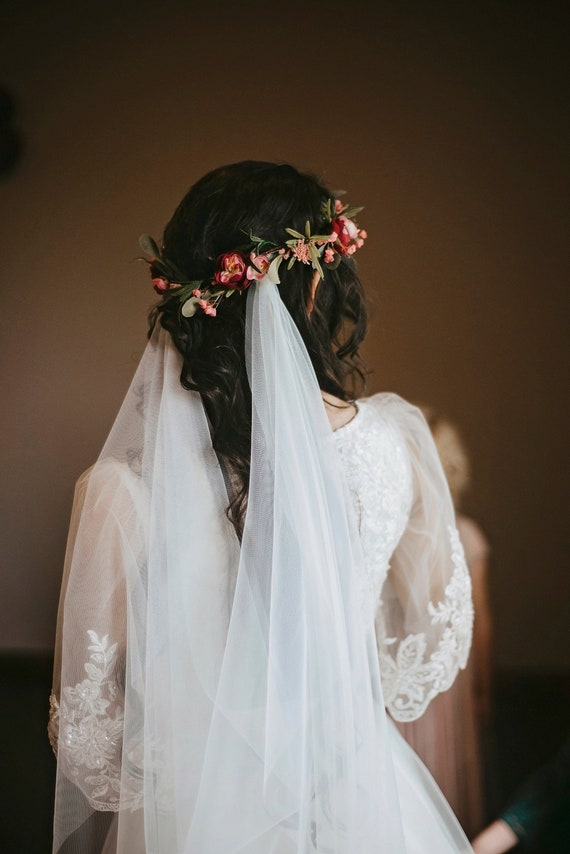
[50,276,473,852]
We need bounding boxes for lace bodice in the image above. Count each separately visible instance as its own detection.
[334,398,414,621]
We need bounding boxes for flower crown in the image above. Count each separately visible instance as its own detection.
[140,199,367,318]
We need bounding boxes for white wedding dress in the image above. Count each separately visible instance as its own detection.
[50,280,474,852]
[334,395,474,851]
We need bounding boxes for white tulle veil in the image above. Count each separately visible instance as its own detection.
[50,275,473,853]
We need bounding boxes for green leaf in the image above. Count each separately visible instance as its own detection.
[285,227,304,239]
[256,240,277,254]
[139,234,161,258]
[340,205,364,219]
[305,220,311,237]
[267,255,283,284]
[181,297,199,317]
[325,253,342,270]
[242,228,264,244]
[287,256,295,270]
[308,244,324,279]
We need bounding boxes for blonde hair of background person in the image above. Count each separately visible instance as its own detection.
[395,409,493,838]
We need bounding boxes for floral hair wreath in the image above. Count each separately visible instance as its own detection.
[139,198,367,318]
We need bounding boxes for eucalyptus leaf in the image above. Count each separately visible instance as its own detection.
[308,244,324,279]
[181,297,199,318]
[341,205,364,218]
[267,255,283,284]
[139,234,161,258]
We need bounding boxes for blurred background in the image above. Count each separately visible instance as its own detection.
[1,0,568,850]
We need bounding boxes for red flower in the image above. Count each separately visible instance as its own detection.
[214,252,249,289]
[330,215,360,255]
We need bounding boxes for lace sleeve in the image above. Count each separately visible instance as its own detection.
[49,460,145,812]
[368,395,474,722]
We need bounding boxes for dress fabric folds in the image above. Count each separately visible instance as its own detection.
[50,276,474,852]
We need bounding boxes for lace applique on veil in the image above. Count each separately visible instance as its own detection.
[49,631,126,811]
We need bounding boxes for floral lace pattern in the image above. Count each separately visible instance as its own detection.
[335,396,474,723]
[379,527,473,721]
[50,631,126,811]
[334,400,413,623]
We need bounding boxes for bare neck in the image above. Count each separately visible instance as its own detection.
[321,393,357,432]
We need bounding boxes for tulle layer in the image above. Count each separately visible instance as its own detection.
[51,277,473,852]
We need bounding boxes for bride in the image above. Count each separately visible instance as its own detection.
[49,161,474,852]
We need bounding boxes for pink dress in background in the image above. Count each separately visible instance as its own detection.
[395,514,490,838]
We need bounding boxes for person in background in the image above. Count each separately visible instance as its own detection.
[472,737,570,853]
[395,410,492,838]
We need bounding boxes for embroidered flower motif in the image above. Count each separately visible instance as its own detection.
[378,527,473,721]
[63,708,123,771]
[52,631,128,811]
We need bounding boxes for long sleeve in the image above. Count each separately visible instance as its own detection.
[49,459,146,812]
[367,394,474,722]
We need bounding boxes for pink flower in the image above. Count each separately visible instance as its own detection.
[199,299,217,317]
[291,240,311,264]
[152,277,170,293]
[192,288,202,298]
[214,252,249,289]
[246,252,271,281]
[359,229,367,239]
[324,247,336,263]
[334,199,344,213]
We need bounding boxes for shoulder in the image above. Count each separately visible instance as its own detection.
[75,457,147,517]
[335,395,413,495]
[360,392,426,423]
[357,393,429,447]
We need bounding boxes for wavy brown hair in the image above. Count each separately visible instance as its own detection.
[149,161,369,535]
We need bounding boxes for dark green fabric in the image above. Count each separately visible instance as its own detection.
[500,738,570,853]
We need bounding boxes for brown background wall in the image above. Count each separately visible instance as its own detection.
[1,1,568,669]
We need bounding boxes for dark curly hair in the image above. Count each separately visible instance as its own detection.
[149,161,369,535]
